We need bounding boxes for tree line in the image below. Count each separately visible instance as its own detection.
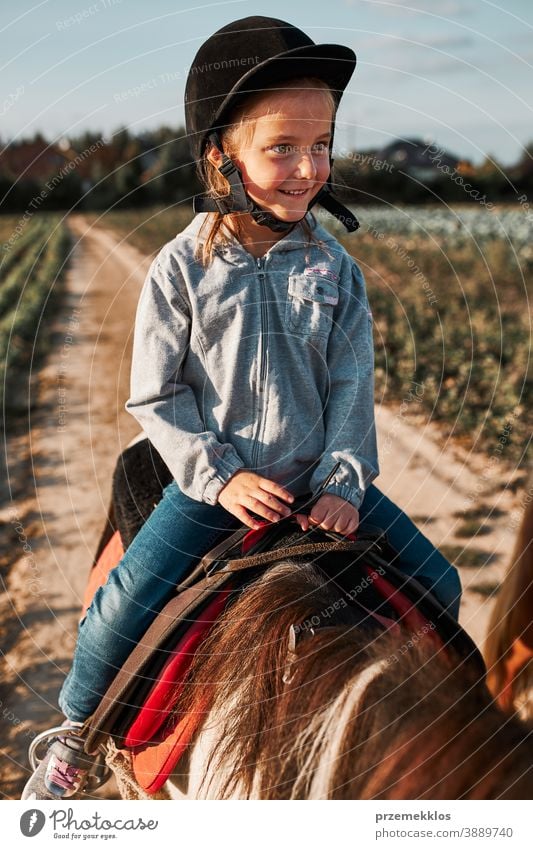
[1,126,532,213]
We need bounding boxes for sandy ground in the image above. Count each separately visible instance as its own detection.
[0,216,519,799]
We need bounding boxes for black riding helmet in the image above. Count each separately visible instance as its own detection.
[184,16,359,233]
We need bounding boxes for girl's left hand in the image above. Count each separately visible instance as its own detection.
[295,493,359,536]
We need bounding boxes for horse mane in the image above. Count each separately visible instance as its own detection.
[175,560,533,799]
[485,492,533,716]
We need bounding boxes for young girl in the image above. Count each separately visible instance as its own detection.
[22,15,461,800]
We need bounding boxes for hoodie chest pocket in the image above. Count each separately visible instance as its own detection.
[285,274,339,339]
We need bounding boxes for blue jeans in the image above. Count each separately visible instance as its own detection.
[358,486,461,618]
[58,481,461,722]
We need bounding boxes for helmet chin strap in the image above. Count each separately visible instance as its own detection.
[192,131,359,234]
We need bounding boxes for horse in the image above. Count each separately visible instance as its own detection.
[484,487,533,720]
[151,558,532,800]
[80,437,532,799]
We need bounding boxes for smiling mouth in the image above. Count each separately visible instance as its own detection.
[278,188,311,196]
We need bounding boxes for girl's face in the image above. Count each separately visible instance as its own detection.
[212,89,334,223]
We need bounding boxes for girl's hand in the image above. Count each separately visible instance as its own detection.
[295,493,359,536]
[217,470,295,529]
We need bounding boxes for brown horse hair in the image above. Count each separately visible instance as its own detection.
[174,561,533,799]
[484,487,533,716]
[192,78,338,268]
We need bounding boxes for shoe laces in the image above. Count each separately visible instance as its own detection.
[46,756,87,792]
[45,734,91,793]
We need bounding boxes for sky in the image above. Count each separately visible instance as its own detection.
[2,0,533,166]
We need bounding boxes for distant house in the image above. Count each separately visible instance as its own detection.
[0,137,73,182]
[377,138,472,182]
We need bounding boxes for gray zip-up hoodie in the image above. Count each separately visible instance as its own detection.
[126,211,379,509]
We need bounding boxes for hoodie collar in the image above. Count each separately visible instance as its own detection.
[181,211,336,264]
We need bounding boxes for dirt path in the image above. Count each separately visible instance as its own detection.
[0,215,151,798]
[373,404,518,647]
[0,216,518,798]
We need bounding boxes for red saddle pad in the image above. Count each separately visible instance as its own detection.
[131,692,211,794]
[124,589,231,747]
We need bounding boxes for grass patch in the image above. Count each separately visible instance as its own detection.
[0,213,71,416]
[454,519,493,538]
[453,505,505,521]
[84,206,195,258]
[506,473,530,493]
[0,215,24,250]
[469,580,501,597]
[439,545,496,569]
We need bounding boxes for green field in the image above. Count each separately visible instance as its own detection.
[89,204,531,468]
[0,214,71,414]
[343,229,531,467]
[85,206,195,258]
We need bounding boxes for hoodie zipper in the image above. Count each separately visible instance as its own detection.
[252,255,268,468]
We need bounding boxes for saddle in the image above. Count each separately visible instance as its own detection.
[80,437,485,795]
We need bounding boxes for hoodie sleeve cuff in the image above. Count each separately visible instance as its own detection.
[320,482,365,511]
[202,455,245,506]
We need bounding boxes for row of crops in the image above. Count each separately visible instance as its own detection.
[0,215,71,415]
[320,203,533,266]
[333,207,531,467]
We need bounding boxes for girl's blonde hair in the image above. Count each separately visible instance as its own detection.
[194,77,337,266]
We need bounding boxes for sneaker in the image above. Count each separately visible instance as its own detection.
[21,725,99,800]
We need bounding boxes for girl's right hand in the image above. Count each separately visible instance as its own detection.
[217,471,295,529]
